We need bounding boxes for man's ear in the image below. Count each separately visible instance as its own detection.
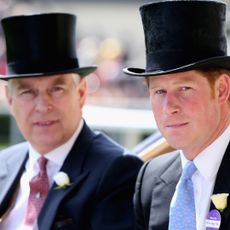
[5,85,12,105]
[78,78,87,109]
[216,74,230,104]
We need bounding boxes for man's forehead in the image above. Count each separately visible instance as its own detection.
[148,70,203,85]
[151,70,201,79]
[10,73,78,86]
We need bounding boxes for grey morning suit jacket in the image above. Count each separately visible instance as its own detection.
[134,142,230,230]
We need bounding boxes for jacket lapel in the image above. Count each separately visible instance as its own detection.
[37,123,95,230]
[149,153,181,229]
[211,142,230,230]
[0,147,28,218]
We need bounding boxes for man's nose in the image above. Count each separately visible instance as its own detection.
[34,93,52,112]
[163,93,180,115]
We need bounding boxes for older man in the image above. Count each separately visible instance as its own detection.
[0,13,143,230]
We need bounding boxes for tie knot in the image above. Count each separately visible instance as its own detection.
[38,157,48,172]
[181,161,197,180]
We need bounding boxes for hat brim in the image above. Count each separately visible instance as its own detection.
[123,56,230,77]
[0,66,97,81]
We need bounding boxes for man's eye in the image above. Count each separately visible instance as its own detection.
[155,89,166,94]
[18,89,35,100]
[50,86,65,97]
[181,86,192,91]
[19,89,34,96]
[52,86,63,92]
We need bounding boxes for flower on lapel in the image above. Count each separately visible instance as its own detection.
[53,171,71,189]
[211,193,229,212]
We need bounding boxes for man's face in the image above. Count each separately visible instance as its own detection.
[6,73,87,154]
[148,70,230,158]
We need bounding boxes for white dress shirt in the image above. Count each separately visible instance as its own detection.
[0,120,83,230]
[171,124,230,230]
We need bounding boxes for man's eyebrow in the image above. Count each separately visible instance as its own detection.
[11,80,32,90]
[150,77,197,89]
[173,78,196,85]
[51,77,68,85]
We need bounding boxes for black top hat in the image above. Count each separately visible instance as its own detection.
[0,13,97,80]
[123,0,230,77]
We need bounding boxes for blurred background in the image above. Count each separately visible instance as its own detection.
[0,0,230,152]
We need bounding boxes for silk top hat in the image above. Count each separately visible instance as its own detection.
[123,0,230,77]
[0,13,97,80]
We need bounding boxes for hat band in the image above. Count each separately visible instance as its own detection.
[146,50,226,72]
[7,58,79,75]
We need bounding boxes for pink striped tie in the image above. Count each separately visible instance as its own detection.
[24,157,49,226]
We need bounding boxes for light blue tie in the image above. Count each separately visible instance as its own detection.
[168,161,197,230]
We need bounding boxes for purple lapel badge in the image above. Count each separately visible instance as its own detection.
[206,209,221,230]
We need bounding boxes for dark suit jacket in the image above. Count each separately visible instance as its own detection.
[0,122,143,230]
[134,142,230,230]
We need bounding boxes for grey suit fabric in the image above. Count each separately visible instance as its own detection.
[134,142,230,230]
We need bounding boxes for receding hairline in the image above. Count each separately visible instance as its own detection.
[7,73,81,90]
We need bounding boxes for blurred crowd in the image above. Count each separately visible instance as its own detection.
[0,0,151,110]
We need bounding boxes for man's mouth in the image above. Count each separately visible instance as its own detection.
[34,120,57,126]
[165,122,188,128]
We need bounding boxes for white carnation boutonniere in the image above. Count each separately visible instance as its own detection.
[205,193,229,229]
[211,193,229,212]
[53,171,72,189]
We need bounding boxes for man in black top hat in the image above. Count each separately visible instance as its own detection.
[0,13,143,230]
[124,1,230,230]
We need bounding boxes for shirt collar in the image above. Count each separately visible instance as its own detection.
[180,123,230,181]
